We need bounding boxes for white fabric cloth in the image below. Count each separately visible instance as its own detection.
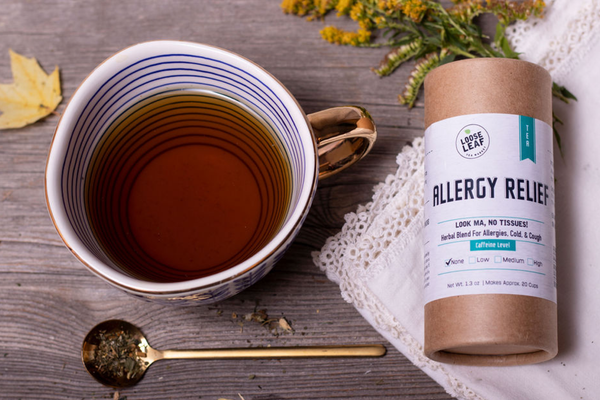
[313,1,600,398]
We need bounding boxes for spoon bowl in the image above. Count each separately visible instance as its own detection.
[82,320,152,388]
[82,319,386,388]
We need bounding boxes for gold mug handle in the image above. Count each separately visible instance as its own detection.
[307,106,377,180]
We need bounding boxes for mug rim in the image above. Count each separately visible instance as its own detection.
[45,40,318,295]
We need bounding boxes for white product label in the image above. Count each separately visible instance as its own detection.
[424,113,556,304]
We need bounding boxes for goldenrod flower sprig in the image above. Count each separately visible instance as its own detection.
[398,49,447,107]
[373,38,422,77]
[282,0,575,148]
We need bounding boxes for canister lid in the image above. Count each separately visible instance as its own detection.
[424,58,552,128]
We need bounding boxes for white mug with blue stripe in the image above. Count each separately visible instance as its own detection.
[45,41,376,304]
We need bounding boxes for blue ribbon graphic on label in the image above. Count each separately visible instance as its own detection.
[519,115,536,163]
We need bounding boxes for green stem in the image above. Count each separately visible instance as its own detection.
[447,46,476,58]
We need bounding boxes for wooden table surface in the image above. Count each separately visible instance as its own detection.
[0,1,454,399]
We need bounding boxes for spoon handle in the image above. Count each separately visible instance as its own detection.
[158,344,386,360]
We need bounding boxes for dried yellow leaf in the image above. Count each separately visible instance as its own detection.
[0,49,62,129]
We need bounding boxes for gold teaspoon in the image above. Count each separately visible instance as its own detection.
[82,319,386,388]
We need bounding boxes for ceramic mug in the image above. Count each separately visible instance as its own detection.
[45,41,376,304]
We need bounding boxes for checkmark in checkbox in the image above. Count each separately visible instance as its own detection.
[445,258,452,266]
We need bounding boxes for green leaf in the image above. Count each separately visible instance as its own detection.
[389,35,419,47]
[552,82,578,103]
[447,34,467,52]
[494,22,505,44]
[493,22,519,58]
[426,35,442,47]
[439,52,456,66]
[561,87,577,101]
[482,43,504,58]
[500,37,520,59]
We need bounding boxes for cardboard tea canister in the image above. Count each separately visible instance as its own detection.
[423,58,557,366]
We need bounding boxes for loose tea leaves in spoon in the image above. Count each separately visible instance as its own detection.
[92,329,148,380]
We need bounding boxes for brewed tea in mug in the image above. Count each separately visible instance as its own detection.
[85,90,292,282]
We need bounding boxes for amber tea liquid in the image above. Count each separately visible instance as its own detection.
[85,90,292,282]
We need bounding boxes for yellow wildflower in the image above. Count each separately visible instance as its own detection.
[348,2,375,30]
[349,2,364,21]
[378,0,402,12]
[356,27,372,44]
[402,0,428,22]
[448,0,484,22]
[320,26,344,44]
[281,0,336,19]
[318,0,332,15]
[336,0,355,16]
[532,0,546,15]
[320,26,372,46]
[281,0,312,15]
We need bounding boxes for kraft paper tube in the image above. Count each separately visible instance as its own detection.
[423,58,557,366]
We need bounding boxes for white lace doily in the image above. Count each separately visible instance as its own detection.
[315,138,423,292]
[506,0,600,85]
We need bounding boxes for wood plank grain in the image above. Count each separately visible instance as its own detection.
[0,0,460,399]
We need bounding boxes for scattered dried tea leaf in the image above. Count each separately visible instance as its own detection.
[112,391,127,400]
[278,317,294,333]
[235,308,296,336]
[0,50,62,129]
[243,309,268,323]
[248,374,255,380]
